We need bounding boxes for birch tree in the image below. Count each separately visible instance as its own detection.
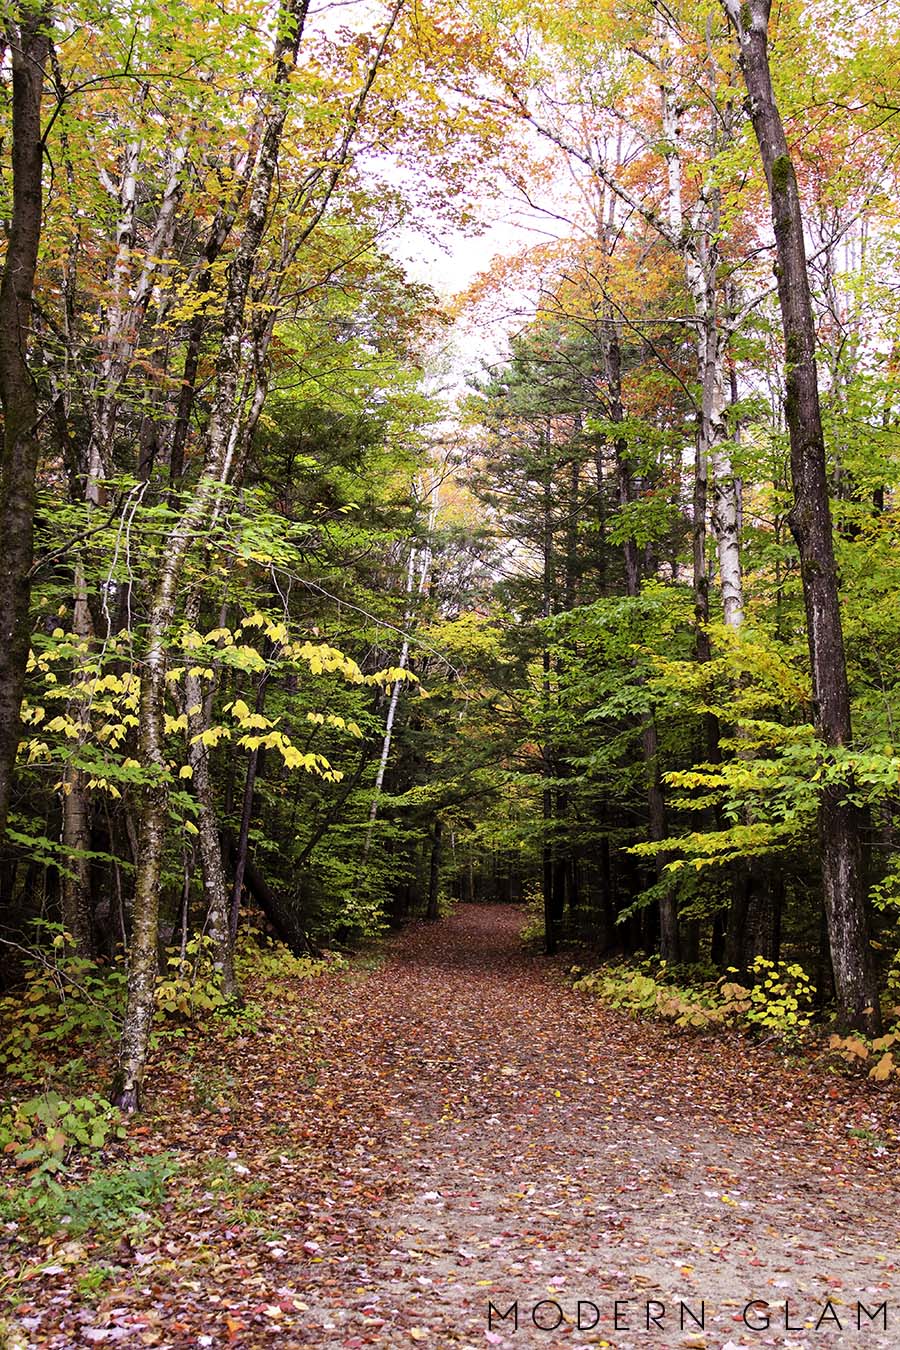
[113,0,406,1109]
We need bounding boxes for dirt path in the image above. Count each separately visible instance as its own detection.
[288,905,899,1350]
[9,904,900,1349]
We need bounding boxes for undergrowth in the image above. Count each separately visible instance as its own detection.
[0,1153,178,1242]
[570,954,900,1083]
[0,917,336,1224]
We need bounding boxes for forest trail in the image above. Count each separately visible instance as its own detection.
[288,905,898,1350]
[15,905,899,1349]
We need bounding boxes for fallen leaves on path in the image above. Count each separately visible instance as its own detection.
[4,905,899,1348]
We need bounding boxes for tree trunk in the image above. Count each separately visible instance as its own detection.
[63,142,185,951]
[658,51,744,633]
[364,482,437,858]
[220,829,312,955]
[541,461,557,956]
[599,831,615,951]
[184,663,238,998]
[60,768,93,954]
[112,628,168,1112]
[725,0,880,1033]
[59,563,96,956]
[229,664,270,941]
[363,552,414,860]
[725,866,753,972]
[703,325,744,629]
[542,817,555,953]
[0,5,53,845]
[426,817,442,921]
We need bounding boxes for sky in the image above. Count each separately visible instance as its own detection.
[388,217,532,401]
[392,217,537,298]
[387,187,575,400]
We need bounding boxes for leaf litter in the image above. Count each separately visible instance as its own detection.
[3,904,899,1347]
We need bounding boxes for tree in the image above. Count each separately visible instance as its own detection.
[722,0,880,1033]
[113,0,416,1110]
[0,2,53,843]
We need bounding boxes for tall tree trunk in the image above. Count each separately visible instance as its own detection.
[540,459,558,956]
[702,324,744,629]
[364,479,438,857]
[115,619,168,1112]
[542,780,555,954]
[426,817,442,921]
[60,564,95,955]
[598,829,615,951]
[229,664,270,940]
[658,47,744,633]
[220,829,311,954]
[363,546,417,860]
[184,661,238,998]
[725,0,880,1033]
[168,215,232,488]
[565,450,580,611]
[60,771,93,951]
[0,5,53,845]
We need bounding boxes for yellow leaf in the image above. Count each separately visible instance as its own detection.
[870,1052,895,1082]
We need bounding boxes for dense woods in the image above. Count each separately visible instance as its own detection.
[4,0,900,1342]
[3,0,900,1109]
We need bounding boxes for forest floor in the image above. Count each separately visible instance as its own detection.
[4,904,900,1350]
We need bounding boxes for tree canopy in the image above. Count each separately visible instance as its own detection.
[2,0,900,1117]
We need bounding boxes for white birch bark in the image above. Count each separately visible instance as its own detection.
[363,480,439,859]
[658,29,744,629]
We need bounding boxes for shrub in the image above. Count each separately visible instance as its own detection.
[740,957,815,1043]
[0,1092,126,1184]
[155,935,230,1021]
[518,889,545,945]
[572,955,816,1046]
[234,922,334,983]
[1,1154,177,1239]
[828,1031,900,1082]
[573,965,733,1030]
[0,925,125,1082]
